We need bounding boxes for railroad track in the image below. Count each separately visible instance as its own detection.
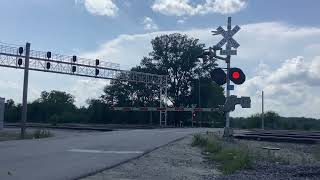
[233,130,320,143]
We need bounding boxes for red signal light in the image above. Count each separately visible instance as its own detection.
[232,71,240,79]
[229,68,246,85]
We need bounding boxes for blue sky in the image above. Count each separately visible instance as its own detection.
[0,0,320,118]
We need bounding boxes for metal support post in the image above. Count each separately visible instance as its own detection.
[198,78,202,127]
[159,77,168,126]
[191,111,194,127]
[261,91,264,129]
[224,56,232,137]
[223,17,233,137]
[21,42,30,138]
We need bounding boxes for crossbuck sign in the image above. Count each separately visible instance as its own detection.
[212,17,240,56]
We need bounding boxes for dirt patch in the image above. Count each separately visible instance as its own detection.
[82,135,221,180]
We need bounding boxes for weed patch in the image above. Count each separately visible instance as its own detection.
[0,129,53,141]
[192,134,253,174]
[191,133,208,147]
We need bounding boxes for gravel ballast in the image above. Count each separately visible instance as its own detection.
[82,135,221,180]
[81,132,320,180]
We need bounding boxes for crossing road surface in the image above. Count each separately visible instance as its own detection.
[0,128,217,180]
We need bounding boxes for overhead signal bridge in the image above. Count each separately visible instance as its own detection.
[0,42,168,135]
[0,43,167,86]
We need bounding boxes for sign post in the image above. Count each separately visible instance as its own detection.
[0,97,4,130]
[212,17,241,137]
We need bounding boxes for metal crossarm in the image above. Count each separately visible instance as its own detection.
[0,43,167,86]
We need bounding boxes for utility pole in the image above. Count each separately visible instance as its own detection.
[198,78,202,127]
[261,91,264,129]
[21,42,31,139]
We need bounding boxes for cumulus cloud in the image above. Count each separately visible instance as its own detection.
[142,17,159,31]
[233,56,320,118]
[84,0,119,17]
[151,0,247,16]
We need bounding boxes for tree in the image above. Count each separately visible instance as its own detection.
[4,99,20,122]
[141,33,205,107]
[28,90,77,123]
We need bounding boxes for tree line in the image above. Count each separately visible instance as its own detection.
[231,111,320,131]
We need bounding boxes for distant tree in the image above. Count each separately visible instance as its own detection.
[4,99,20,122]
[264,111,281,129]
[28,90,76,123]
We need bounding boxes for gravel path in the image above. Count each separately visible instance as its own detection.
[82,135,221,180]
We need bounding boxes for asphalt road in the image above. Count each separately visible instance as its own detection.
[0,128,216,180]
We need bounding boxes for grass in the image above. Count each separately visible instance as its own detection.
[192,134,253,174]
[191,133,209,147]
[0,129,53,141]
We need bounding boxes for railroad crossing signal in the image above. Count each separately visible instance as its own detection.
[212,17,240,56]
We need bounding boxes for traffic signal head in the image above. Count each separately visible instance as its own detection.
[210,68,226,86]
[229,68,245,85]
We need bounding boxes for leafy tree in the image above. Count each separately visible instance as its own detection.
[141,33,205,107]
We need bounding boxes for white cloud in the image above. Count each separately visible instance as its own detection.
[177,19,186,24]
[151,0,247,16]
[233,56,320,118]
[211,0,247,14]
[142,17,159,31]
[84,0,119,17]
